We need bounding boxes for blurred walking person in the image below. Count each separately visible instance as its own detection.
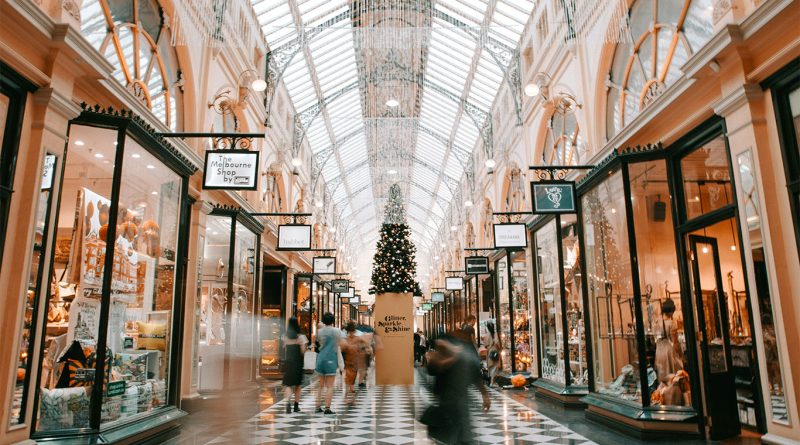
[422,333,491,444]
[340,322,367,406]
[282,317,308,413]
[315,312,342,414]
[482,321,502,387]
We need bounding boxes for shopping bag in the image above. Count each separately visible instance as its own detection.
[420,404,457,444]
[303,350,317,370]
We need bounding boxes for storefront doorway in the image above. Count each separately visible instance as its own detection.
[674,124,764,438]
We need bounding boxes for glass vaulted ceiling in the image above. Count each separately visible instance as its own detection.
[253,0,534,252]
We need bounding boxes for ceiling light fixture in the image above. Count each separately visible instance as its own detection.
[328,226,336,234]
[386,99,399,107]
[314,200,323,208]
[464,199,473,207]
[74,140,85,146]
[151,191,158,195]
[388,169,398,175]
[132,153,141,159]
[485,159,496,169]
[291,157,302,167]
[450,225,458,232]
[146,165,155,169]
[94,153,104,159]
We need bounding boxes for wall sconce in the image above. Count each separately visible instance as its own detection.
[237,69,267,103]
[525,72,581,115]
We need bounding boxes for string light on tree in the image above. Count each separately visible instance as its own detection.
[370,184,422,296]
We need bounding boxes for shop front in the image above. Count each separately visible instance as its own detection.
[530,213,588,405]
[21,106,195,442]
[196,207,262,392]
[575,122,771,439]
[260,265,287,377]
[492,249,534,375]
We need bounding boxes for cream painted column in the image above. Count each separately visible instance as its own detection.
[180,200,206,401]
[714,82,800,443]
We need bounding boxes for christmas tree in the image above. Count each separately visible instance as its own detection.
[370,184,420,294]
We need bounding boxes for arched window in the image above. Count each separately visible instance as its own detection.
[81,0,182,130]
[606,0,713,138]
[542,112,585,166]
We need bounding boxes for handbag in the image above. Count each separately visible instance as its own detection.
[420,404,457,444]
[303,350,317,370]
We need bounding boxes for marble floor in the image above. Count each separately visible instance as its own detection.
[165,369,762,445]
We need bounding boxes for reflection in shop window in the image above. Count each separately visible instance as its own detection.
[606,0,713,138]
[535,220,564,383]
[737,150,789,424]
[582,169,641,404]
[628,159,690,408]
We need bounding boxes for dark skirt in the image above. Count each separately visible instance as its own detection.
[282,344,303,386]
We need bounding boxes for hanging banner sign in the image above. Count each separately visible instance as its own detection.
[422,302,433,311]
[331,279,349,293]
[358,304,369,313]
[493,223,528,248]
[203,149,259,190]
[531,181,577,213]
[340,297,350,304]
[349,295,360,305]
[465,256,489,274]
[431,291,445,302]
[277,225,312,250]
[313,256,336,274]
[445,277,463,291]
[41,154,56,190]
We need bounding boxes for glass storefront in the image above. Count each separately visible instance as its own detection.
[532,213,587,397]
[196,210,260,392]
[510,251,532,372]
[29,110,193,438]
[495,255,512,372]
[10,154,57,425]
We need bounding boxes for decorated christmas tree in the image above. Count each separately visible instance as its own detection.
[370,184,419,295]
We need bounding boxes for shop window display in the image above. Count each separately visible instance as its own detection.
[582,169,641,403]
[736,150,789,423]
[510,251,532,372]
[561,214,586,386]
[628,160,689,408]
[10,154,57,425]
[681,137,734,220]
[33,115,192,436]
[197,212,259,391]
[295,276,312,339]
[535,220,563,383]
[495,256,512,372]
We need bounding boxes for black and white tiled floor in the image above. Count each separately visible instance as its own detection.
[201,372,596,445]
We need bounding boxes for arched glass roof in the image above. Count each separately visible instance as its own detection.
[252,0,535,253]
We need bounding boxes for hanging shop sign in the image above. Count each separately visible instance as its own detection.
[203,149,259,190]
[312,256,336,274]
[531,181,577,214]
[358,304,369,313]
[340,297,350,304]
[349,295,360,305]
[422,302,433,311]
[41,154,56,190]
[465,256,489,274]
[493,223,528,248]
[431,291,445,302]
[277,224,312,250]
[445,277,463,290]
[331,279,349,293]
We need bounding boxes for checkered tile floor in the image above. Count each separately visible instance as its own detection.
[203,372,596,444]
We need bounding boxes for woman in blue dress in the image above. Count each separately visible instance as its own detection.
[315,312,342,414]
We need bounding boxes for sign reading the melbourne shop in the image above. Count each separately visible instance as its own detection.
[445,277,463,291]
[277,225,312,250]
[377,315,411,336]
[203,149,259,190]
[531,181,577,214]
[331,279,349,293]
[493,223,528,248]
[465,256,489,274]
